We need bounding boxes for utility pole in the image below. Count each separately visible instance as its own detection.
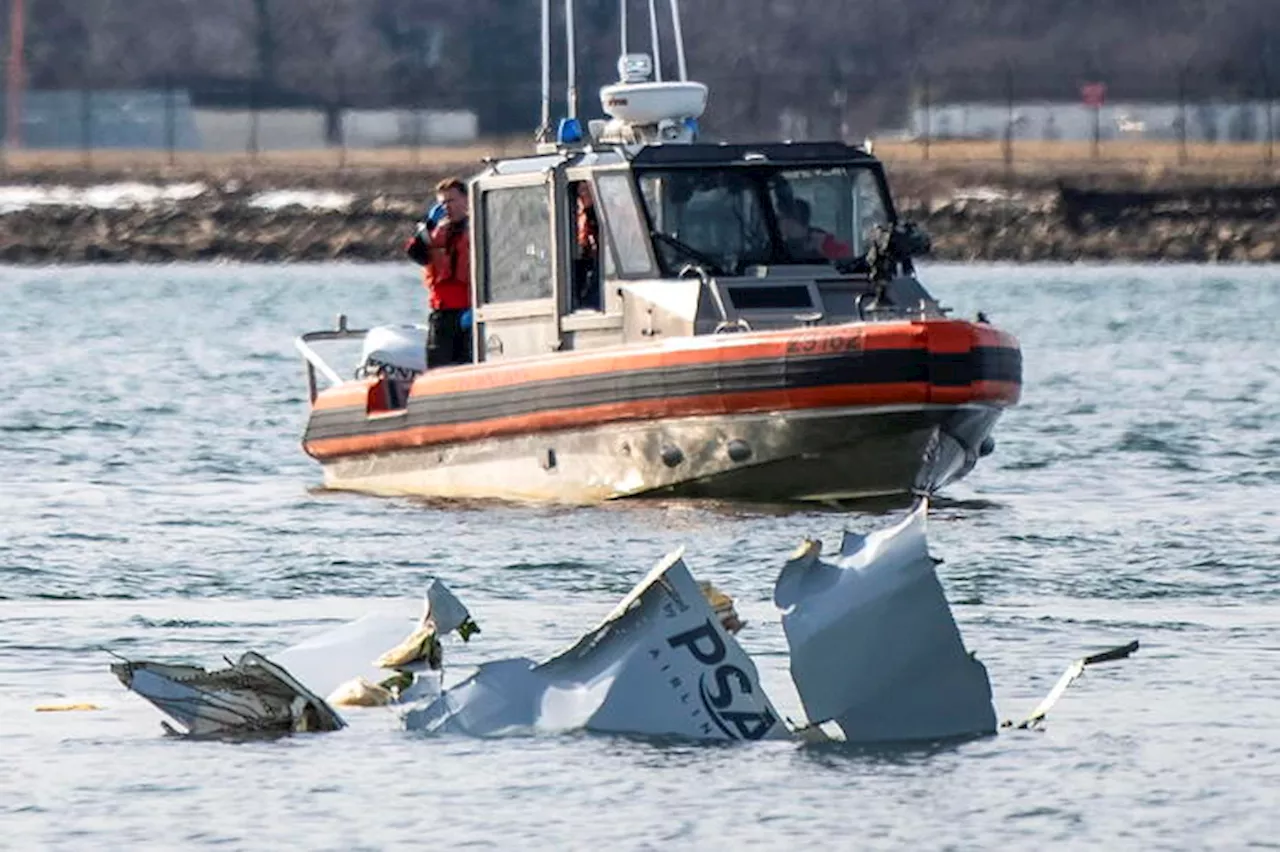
[253,0,275,97]
[6,0,26,150]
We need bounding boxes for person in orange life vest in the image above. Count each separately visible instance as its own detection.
[405,177,472,367]
[571,181,602,310]
[777,198,853,261]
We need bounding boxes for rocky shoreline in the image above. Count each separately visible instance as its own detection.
[2,164,1278,264]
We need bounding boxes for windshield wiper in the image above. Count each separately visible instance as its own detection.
[833,255,872,275]
[650,231,725,276]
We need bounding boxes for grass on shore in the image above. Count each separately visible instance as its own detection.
[1,138,1277,180]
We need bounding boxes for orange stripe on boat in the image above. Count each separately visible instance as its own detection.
[305,379,1018,460]
[310,321,998,412]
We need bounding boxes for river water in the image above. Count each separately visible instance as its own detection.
[0,263,1276,849]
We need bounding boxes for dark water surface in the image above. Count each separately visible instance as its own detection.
[1,264,1276,849]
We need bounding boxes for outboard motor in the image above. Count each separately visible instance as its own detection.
[355,326,427,410]
[356,325,428,381]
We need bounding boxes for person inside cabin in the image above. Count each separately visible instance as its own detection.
[405,177,473,367]
[776,197,853,262]
[571,181,602,310]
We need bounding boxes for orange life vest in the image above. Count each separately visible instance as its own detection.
[421,220,471,311]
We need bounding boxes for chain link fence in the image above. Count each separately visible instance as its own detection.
[2,64,1277,171]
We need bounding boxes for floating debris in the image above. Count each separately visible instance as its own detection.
[1005,640,1141,730]
[110,652,344,737]
[34,702,104,712]
[110,509,1137,745]
[113,580,480,730]
[404,548,783,740]
[775,502,997,743]
[699,580,745,634]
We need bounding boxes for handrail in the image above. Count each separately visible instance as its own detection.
[294,315,371,403]
[678,263,728,323]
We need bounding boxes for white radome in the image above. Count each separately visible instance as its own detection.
[599,80,708,126]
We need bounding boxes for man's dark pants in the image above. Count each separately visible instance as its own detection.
[427,308,473,368]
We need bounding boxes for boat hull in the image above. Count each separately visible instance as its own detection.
[316,403,1003,504]
[303,319,1020,505]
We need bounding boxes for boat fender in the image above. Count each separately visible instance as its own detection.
[979,437,996,457]
[660,444,684,467]
[726,439,752,463]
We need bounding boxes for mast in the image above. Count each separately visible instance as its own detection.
[565,0,577,119]
[539,0,551,139]
[620,0,628,55]
[646,0,662,82]
[668,0,688,81]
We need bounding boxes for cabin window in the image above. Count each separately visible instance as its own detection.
[636,163,892,273]
[639,170,772,275]
[482,186,553,303]
[596,173,654,276]
[768,167,889,259]
[851,169,889,255]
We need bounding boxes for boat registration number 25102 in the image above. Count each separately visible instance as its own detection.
[786,334,863,355]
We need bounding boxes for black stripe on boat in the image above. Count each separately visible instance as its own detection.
[305,346,1021,443]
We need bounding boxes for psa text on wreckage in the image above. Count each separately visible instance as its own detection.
[651,588,779,741]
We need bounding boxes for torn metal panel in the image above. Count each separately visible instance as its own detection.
[421,578,480,639]
[272,580,478,703]
[114,581,478,734]
[271,612,433,701]
[774,500,998,743]
[110,652,345,737]
[404,550,784,741]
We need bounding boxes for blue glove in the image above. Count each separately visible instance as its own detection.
[426,202,446,227]
[460,309,473,331]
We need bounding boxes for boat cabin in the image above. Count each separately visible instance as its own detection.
[468,139,939,364]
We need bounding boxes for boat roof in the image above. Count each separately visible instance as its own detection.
[483,141,881,178]
[628,141,879,168]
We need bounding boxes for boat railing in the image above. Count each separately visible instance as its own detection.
[294,314,370,403]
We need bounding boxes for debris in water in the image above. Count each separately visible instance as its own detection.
[404,548,784,741]
[113,579,480,729]
[110,652,345,737]
[1004,640,1141,730]
[109,515,1138,746]
[774,501,998,743]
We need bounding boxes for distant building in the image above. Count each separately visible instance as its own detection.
[1,90,479,151]
[909,100,1279,143]
[1,90,201,149]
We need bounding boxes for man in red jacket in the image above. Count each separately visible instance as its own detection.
[778,197,852,262]
[405,177,472,367]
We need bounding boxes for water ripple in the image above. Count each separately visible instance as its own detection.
[0,263,1277,847]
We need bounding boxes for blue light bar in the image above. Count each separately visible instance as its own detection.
[557,117,584,145]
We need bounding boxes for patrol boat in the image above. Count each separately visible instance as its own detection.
[294,1,1021,504]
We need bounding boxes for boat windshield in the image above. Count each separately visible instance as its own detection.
[636,165,891,275]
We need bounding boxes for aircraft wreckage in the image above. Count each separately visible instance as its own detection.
[110,502,1138,743]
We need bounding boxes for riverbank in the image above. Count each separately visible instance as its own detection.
[2,156,1278,263]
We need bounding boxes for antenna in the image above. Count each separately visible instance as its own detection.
[647,0,662,82]
[668,0,688,81]
[565,0,578,119]
[544,0,703,148]
[620,0,628,55]
[539,0,551,140]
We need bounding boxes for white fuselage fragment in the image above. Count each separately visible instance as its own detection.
[404,550,785,741]
[774,501,998,743]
